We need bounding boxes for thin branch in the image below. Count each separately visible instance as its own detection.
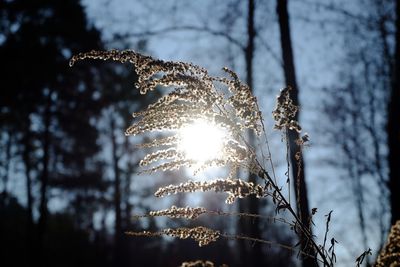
[294,0,372,25]
[256,162,332,266]
[256,35,284,67]
[222,233,325,264]
[323,211,333,259]
[114,25,245,50]
[256,101,278,185]
[133,208,295,228]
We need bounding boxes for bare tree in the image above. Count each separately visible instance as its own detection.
[316,0,395,254]
[237,1,264,265]
[110,114,123,266]
[276,0,316,266]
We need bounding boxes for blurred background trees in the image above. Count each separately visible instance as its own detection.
[0,0,399,266]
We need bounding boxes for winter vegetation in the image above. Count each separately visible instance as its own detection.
[1,0,399,266]
[69,49,389,266]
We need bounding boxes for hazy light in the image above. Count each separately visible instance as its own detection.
[178,120,226,162]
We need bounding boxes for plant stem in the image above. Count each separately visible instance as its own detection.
[222,233,325,265]
[256,160,332,267]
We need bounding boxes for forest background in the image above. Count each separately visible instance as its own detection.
[1,0,398,266]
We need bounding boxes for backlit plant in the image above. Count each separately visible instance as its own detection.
[70,49,340,266]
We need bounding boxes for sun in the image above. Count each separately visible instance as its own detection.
[178,119,226,163]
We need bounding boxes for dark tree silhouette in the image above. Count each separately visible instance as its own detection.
[388,0,400,225]
[318,1,395,252]
[276,0,315,266]
[237,1,263,266]
[0,0,107,265]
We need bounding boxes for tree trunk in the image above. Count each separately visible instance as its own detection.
[124,138,134,230]
[37,92,51,265]
[22,123,35,267]
[2,130,12,195]
[276,0,316,266]
[388,0,400,225]
[111,116,122,266]
[238,0,263,266]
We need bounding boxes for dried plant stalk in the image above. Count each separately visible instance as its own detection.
[71,50,334,267]
[179,260,215,267]
[133,206,295,228]
[375,220,400,267]
[126,227,323,264]
[136,136,178,148]
[154,179,265,204]
[70,49,262,175]
[126,226,220,247]
[149,206,207,219]
[179,260,228,267]
[272,86,301,133]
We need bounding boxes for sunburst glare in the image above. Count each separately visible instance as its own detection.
[178,120,226,163]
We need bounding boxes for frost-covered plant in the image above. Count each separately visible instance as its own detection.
[70,50,334,266]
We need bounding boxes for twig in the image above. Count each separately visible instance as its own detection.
[222,233,325,264]
[256,161,332,267]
